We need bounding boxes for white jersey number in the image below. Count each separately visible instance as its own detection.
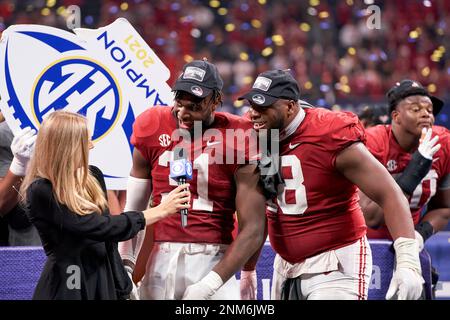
[276,155,308,215]
[158,150,213,212]
[410,169,438,209]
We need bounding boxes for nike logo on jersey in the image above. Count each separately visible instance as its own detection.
[206,140,221,147]
[289,142,301,149]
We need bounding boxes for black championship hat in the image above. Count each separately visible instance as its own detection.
[238,70,300,107]
[172,59,223,98]
[387,79,444,115]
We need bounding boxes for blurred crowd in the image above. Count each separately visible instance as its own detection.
[0,0,449,117]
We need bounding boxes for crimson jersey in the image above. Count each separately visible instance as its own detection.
[267,108,367,264]
[365,125,450,239]
[131,106,254,244]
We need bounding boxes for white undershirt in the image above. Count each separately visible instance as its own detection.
[280,106,306,141]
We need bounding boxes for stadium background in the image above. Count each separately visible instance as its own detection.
[0,0,449,123]
[0,0,449,300]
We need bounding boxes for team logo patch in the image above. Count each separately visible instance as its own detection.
[191,85,204,97]
[387,160,397,172]
[252,76,272,91]
[159,134,171,147]
[183,66,206,82]
[252,94,266,105]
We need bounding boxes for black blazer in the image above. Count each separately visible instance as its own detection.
[26,166,144,300]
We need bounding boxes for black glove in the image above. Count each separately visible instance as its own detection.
[395,150,432,195]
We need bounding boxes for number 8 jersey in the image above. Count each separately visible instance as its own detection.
[131,106,254,245]
[267,107,367,264]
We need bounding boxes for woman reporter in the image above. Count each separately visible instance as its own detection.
[20,111,190,300]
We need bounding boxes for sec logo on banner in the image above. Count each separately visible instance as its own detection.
[0,19,173,189]
[31,57,121,142]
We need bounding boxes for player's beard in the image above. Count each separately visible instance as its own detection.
[269,115,285,138]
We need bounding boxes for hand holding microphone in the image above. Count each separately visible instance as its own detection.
[157,184,191,219]
[142,183,191,226]
[169,147,193,227]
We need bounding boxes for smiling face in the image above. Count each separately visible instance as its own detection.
[172,91,218,132]
[248,99,294,132]
[391,95,435,137]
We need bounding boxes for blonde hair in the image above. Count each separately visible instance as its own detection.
[21,111,108,215]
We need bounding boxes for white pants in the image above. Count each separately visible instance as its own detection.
[139,242,240,300]
[272,236,372,300]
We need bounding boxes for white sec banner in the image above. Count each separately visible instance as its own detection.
[0,18,173,189]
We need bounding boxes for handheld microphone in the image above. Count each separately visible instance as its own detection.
[169,147,193,227]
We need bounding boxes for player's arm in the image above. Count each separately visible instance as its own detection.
[119,149,153,267]
[415,187,450,250]
[215,163,266,278]
[129,147,152,179]
[133,223,154,284]
[182,164,266,300]
[337,143,414,239]
[239,220,268,300]
[0,172,23,216]
[422,188,450,231]
[242,221,268,271]
[118,149,152,297]
[358,190,385,227]
[336,142,423,300]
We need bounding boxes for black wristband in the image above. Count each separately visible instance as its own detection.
[395,150,432,195]
[415,221,434,242]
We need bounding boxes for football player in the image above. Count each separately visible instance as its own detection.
[239,70,424,300]
[358,104,390,129]
[118,59,266,299]
[360,80,450,296]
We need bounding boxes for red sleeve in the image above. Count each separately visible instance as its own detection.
[131,108,160,147]
[441,140,450,189]
[364,125,389,164]
[323,111,366,166]
[434,126,450,171]
[130,107,165,161]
